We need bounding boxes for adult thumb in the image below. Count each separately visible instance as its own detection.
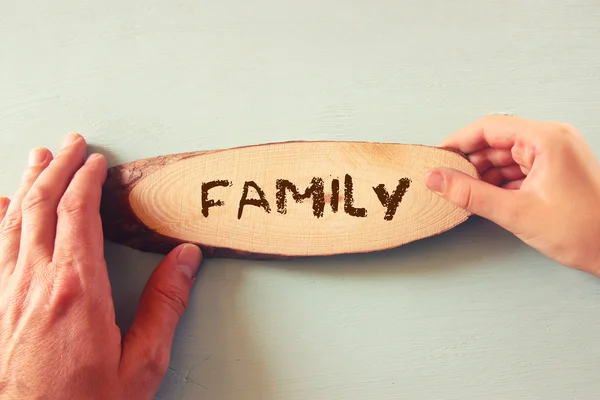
[120,244,202,388]
[425,167,519,230]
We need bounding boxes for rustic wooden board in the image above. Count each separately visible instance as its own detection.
[100,141,478,258]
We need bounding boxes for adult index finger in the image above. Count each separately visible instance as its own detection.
[52,153,108,283]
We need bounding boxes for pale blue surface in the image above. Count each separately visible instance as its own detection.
[1,1,600,399]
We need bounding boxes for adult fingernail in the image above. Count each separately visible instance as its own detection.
[425,171,445,193]
[85,153,104,164]
[62,132,81,148]
[177,244,202,279]
[28,148,48,167]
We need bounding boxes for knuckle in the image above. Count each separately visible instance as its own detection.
[151,283,188,318]
[46,268,84,311]
[56,268,83,293]
[0,213,21,235]
[21,185,52,214]
[512,137,535,167]
[144,345,170,377]
[57,191,88,216]
[552,121,578,135]
[541,122,571,140]
[121,329,170,379]
[536,127,566,150]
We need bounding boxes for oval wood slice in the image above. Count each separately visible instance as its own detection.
[100,141,478,258]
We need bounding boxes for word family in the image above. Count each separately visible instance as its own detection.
[201,174,411,221]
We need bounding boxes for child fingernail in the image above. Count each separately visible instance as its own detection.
[426,171,445,193]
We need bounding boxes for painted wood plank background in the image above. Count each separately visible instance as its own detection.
[1,1,600,399]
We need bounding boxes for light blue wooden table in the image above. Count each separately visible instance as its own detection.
[2,1,600,399]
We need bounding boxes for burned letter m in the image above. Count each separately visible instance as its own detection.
[276,178,325,218]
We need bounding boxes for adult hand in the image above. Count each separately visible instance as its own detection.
[0,134,202,399]
[426,115,600,277]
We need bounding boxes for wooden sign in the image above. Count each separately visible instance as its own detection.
[100,141,478,258]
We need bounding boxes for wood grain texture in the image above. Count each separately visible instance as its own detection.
[101,141,478,258]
